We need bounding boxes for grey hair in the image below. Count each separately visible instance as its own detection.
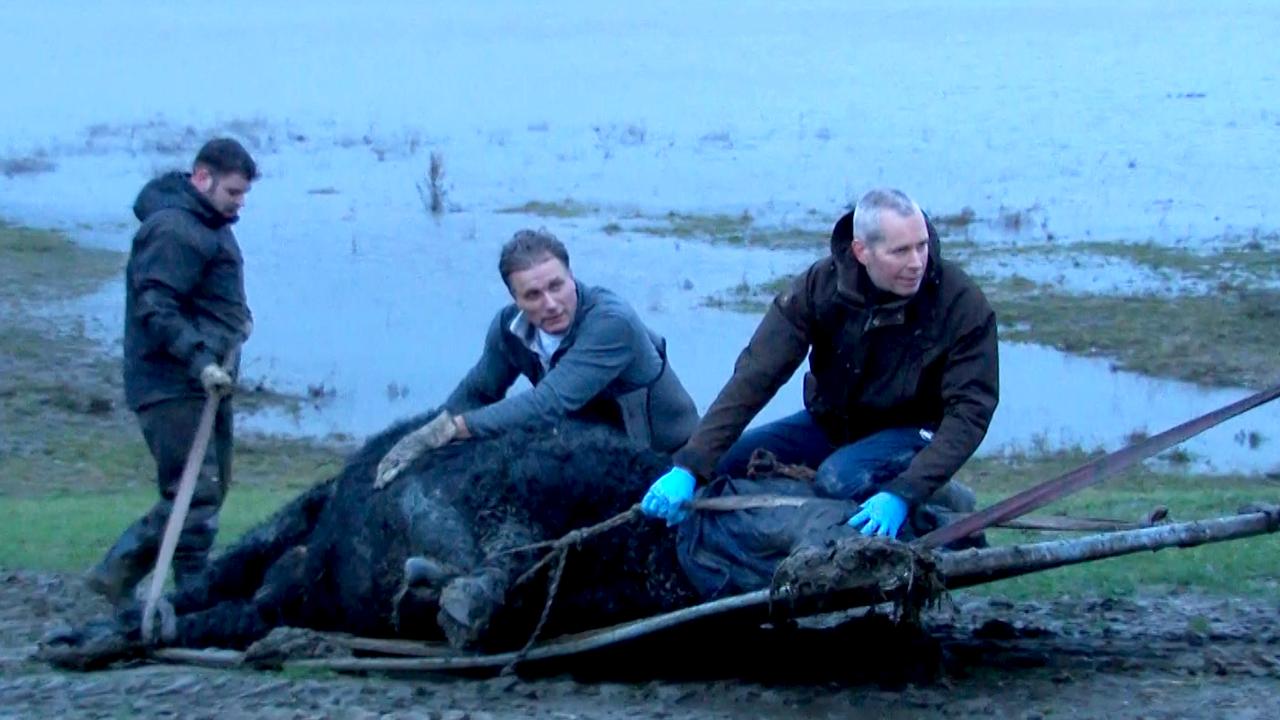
[498,228,570,290]
[852,188,921,246]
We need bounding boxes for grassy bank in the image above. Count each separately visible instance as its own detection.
[953,451,1280,600]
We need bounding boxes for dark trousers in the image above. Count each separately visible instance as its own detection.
[714,410,932,502]
[95,396,234,594]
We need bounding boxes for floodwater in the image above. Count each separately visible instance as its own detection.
[3,1,1279,473]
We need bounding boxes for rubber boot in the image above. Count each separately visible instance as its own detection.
[84,517,160,606]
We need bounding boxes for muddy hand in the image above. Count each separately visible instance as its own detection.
[374,410,459,489]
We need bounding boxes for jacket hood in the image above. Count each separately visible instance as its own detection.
[828,208,943,302]
[132,171,232,229]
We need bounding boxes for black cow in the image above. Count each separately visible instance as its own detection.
[45,413,974,667]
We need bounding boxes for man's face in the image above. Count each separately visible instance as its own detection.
[192,168,251,220]
[852,208,929,297]
[508,256,578,334]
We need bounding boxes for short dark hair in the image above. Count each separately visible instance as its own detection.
[194,138,259,181]
[498,229,570,290]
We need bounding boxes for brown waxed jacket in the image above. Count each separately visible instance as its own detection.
[672,210,999,505]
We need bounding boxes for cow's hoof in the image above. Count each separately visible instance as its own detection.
[253,545,308,609]
[437,572,504,649]
[35,619,142,670]
[404,555,463,589]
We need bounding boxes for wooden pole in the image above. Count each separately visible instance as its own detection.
[141,348,239,643]
[277,508,1278,675]
[938,507,1280,588]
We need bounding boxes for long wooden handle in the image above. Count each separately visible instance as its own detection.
[140,348,239,643]
[140,395,220,643]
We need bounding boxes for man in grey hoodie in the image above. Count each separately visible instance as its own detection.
[375,229,699,488]
[85,138,257,604]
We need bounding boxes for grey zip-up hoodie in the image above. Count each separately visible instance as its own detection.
[445,284,699,453]
[123,172,252,411]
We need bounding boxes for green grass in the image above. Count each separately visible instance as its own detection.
[0,483,317,571]
[0,219,348,572]
[0,221,123,302]
[952,451,1280,599]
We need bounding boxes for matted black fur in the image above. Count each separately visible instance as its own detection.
[120,414,699,653]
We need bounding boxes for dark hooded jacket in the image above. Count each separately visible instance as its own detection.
[123,172,252,411]
[672,210,999,505]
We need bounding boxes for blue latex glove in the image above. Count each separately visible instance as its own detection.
[640,467,696,526]
[847,491,909,538]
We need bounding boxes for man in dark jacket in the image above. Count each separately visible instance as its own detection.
[374,228,699,488]
[85,138,257,604]
[641,189,999,538]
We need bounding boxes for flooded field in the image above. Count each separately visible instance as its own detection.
[3,0,1279,472]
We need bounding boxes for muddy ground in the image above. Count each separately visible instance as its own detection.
[2,567,1277,719]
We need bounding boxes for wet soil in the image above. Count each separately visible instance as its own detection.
[3,568,1277,719]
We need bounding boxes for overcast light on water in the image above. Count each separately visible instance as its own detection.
[3,1,1279,473]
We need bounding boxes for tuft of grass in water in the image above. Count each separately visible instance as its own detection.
[1,154,57,178]
[932,206,978,231]
[703,274,794,312]
[496,199,830,249]
[496,199,598,218]
[632,210,828,250]
[633,210,754,241]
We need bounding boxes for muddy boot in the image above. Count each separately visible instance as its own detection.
[84,519,159,606]
[437,568,507,649]
[171,553,211,598]
[171,508,221,596]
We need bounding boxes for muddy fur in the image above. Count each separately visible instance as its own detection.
[298,413,700,648]
[47,414,702,663]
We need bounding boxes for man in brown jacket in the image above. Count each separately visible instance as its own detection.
[641,188,999,538]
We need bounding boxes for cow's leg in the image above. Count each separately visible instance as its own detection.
[395,484,484,599]
[172,478,333,614]
[436,516,537,649]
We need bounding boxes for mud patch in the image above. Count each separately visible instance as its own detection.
[773,536,944,623]
[5,567,1280,718]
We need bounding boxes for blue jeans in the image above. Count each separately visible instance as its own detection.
[714,410,932,502]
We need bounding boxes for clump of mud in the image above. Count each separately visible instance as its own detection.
[242,626,352,668]
[771,536,943,623]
